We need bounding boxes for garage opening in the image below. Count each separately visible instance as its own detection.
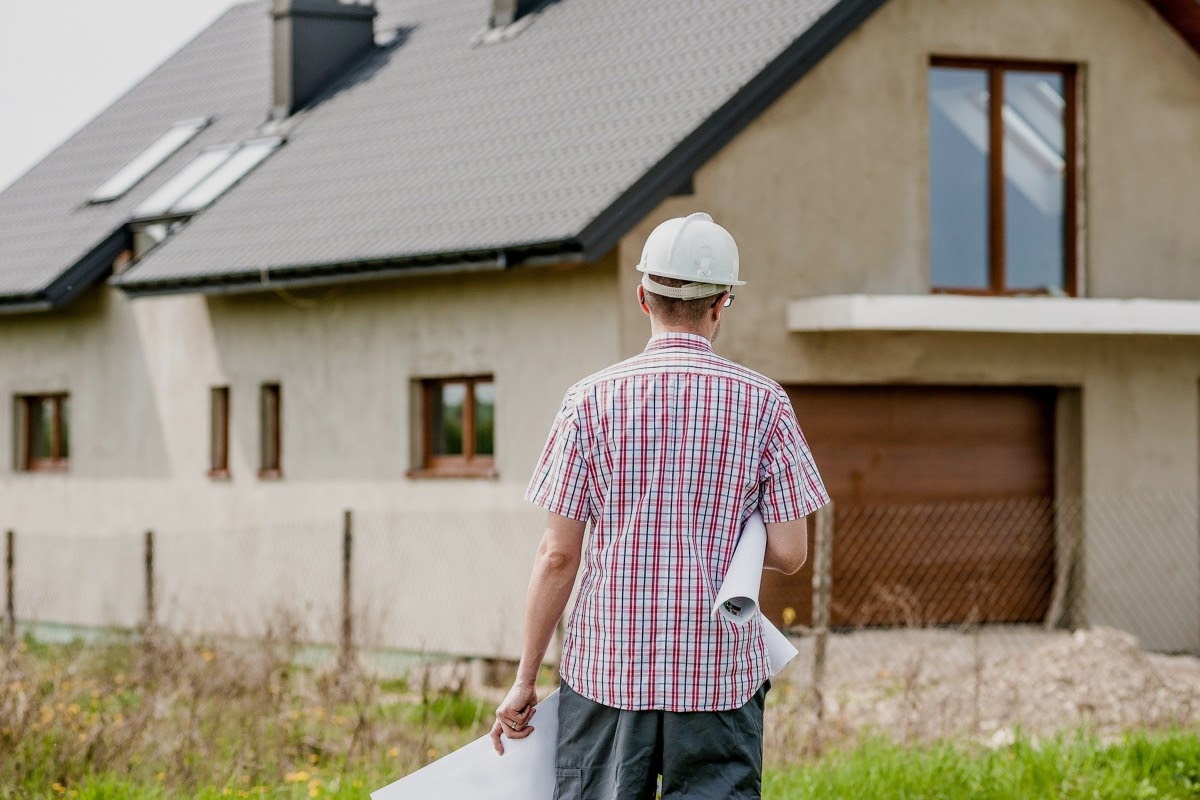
[761,385,1057,627]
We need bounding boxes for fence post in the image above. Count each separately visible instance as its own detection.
[143,530,156,638]
[340,509,355,672]
[5,530,14,645]
[810,502,834,743]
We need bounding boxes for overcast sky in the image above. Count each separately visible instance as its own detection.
[0,0,243,192]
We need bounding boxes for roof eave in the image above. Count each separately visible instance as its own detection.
[0,228,128,315]
[116,241,587,298]
[576,0,889,261]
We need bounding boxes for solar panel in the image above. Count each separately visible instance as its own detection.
[131,144,238,220]
[89,118,210,203]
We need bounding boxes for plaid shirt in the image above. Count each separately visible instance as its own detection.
[526,333,828,712]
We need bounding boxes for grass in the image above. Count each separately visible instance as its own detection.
[766,730,1200,799]
[3,631,1199,799]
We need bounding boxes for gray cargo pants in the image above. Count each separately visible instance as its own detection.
[553,680,769,799]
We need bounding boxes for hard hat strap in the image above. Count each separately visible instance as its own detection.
[641,274,730,301]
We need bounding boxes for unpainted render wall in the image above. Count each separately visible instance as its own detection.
[0,257,621,657]
[616,0,1200,651]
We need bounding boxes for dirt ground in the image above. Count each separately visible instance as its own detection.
[765,625,1200,755]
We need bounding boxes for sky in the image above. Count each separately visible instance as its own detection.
[0,0,243,192]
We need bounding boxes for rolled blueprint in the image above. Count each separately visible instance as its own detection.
[372,511,798,799]
[711,511,767,623]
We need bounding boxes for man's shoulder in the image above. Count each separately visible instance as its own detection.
[563,351,790,409]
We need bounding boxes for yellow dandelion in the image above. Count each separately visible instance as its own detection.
[426,748,438,759]
[67,703,81,716]
[284,770,310,784]
[156,772,166,782]
[201,650,215,663]
[307,753,319,765]
[387,747,400,758]
[781,607,797,627]
[52,784,66,795]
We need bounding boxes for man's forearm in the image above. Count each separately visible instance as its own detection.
[515,543,579,687]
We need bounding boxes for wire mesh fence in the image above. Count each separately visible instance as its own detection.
[2,493,1198,747]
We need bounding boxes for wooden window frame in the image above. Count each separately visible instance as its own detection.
[209,386,230,479]
[259,382,282,480]
[930,56,1079,297]
[410,376,497,479]
[15,393,70,473]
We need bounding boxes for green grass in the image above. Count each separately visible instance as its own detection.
[766,729,1200,799]
[6,635,1199,799]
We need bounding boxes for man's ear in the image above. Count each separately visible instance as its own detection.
[637,285,651,317]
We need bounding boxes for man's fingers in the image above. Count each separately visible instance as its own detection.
[506,724,535,740]
[490,721,505,755]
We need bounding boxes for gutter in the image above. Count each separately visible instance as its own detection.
[116,242,586,298]
[0,228,128,315]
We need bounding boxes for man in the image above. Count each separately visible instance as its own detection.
[490,212,828,799]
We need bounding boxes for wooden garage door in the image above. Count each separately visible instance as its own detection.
[760,386,1056,627]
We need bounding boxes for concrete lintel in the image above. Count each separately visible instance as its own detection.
[787,294,1200,335]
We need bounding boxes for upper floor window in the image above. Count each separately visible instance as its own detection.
[929,58,1078,295]
[415,376,496,478]
[14,394,70,472]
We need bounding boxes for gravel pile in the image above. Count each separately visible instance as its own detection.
[767,626,1200,752]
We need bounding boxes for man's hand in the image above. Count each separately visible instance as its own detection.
[490,681,538,755]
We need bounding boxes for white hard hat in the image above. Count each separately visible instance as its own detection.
[636,212,745,300]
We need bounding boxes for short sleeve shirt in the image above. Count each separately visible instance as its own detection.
[526,333,828,711]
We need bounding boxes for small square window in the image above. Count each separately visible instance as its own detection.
[414,376,496,478]
[14,394,69,472]
[259,383,282,479]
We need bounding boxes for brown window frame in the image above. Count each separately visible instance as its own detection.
[259,382,282,480]
[930,56,1079,297]
[209,386,230,479]
[15,393,70,473]
[411,376,497,479]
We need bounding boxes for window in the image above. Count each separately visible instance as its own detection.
[210,386,230,478]
[929,58,1077,295]
[131,137,283,220]
[89,118,211,203]
[416,377,496,477]
[14,394,69,472]
[260,383,281,478]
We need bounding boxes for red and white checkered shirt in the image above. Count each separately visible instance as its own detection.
[526,332,828,712]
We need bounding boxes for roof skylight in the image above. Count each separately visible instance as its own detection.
[131,137,282,220]
[172,138,283,214]
[89,118,211,203]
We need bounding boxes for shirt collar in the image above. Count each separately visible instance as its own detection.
[644,332,714,354]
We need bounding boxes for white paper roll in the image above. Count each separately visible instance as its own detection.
[711,511,767,623]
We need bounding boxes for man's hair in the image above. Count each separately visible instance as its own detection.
[642,275,721,327]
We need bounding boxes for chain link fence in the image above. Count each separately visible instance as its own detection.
[3,494,1198,746]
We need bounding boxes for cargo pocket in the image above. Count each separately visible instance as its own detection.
[554,768,582,800]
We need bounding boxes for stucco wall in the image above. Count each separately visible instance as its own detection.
[616,0,1200,650]
[0,257,620,656]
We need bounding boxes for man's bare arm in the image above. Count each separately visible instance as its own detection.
[763,517,808,575]
[491,512,585,754]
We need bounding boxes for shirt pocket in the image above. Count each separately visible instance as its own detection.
[554,768,582,800]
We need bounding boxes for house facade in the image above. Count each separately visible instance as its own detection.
[1,0,1198,656]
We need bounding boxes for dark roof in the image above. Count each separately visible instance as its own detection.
[116,0,878,294]
[0,2,270,310]
[5,0,1197,304]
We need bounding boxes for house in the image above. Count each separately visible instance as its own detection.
[1,0,1198,656]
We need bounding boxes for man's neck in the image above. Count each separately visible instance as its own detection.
[649,321,712,341]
